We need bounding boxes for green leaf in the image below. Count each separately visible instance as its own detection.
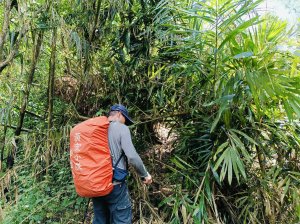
[229,129,258,145]
[210,162,221,185]
[71,31,82,57]
[293,50,300,57]
[218,16,260,50]
[289,99,300,118]
[171,156,193,170]
[210,104,226,133]
[233,51,253,59]
[283,100,294,120]
[281,178,291,203]
[214,147,229,170]
[227,149,233,184]
[213,141,229,160]
[231,149,239,183]
[229,131,251,161]
[235,151,246,179]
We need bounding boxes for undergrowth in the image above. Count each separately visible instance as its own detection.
[0,127,88,223]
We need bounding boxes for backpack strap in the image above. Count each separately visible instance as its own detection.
[113,151,126,168]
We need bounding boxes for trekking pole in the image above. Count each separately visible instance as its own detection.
[83,198,91,224]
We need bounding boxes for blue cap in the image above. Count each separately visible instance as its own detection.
[110,104,134,126]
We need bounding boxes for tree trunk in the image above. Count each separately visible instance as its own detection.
[60,32,71,76]
[10,31,44,168]
[46,27,57,174]
[14,31,44,137]
[47,27,57,130]
[255,145,266,174]
[74,0,101,108]
[0,125,8,171]
[74,57,91,108]
[88,0,101,43]
[0,0,12,61]
[0,0,26,74]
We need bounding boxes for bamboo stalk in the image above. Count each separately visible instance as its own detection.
[10,30,44,168]
[47,27,57,130]
[0,125,8,171]
[0,0,27,74]
[46,26,57,174]
[0,0,12,61]
[15,30,44,137]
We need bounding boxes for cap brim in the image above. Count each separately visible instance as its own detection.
[123,113,134,126]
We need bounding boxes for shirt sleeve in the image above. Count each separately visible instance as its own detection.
[120,125,149,178]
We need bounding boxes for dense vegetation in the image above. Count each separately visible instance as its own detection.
[0,0,299,223]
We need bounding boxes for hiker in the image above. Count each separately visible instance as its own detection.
[92,104,152,224]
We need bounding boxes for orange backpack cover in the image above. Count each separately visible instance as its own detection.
[70,116,113,197]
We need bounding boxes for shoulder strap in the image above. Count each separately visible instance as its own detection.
[113,151,125,168]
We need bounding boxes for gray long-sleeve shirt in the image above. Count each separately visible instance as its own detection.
[108,121,148,178]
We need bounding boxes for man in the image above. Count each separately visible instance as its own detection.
[92,104,152,224]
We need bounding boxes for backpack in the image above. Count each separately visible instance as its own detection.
[69,116,113,197]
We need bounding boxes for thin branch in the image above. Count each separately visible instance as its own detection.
[0,123,31,132]
[0,48,17,72]
[14,106,43,119]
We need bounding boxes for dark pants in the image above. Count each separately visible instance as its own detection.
[92,182,132,224]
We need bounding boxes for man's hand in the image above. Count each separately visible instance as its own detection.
[143,174,152,185]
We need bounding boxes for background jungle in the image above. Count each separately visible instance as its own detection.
[0,0,300,223]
